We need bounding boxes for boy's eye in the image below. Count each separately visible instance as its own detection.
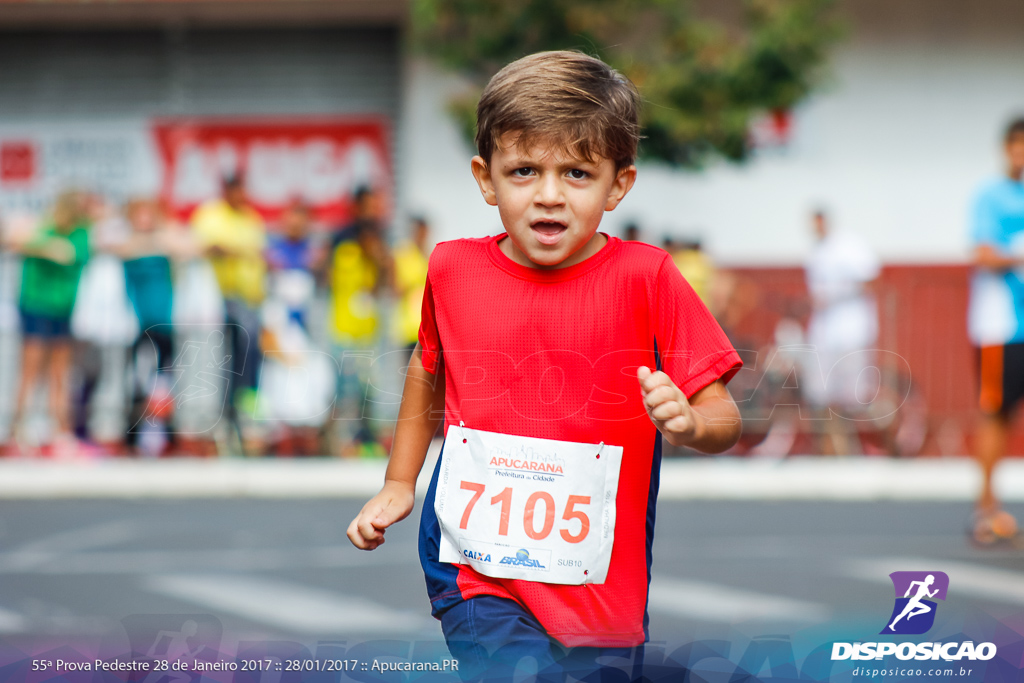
[512,167,535,177]
[567,169,589,180]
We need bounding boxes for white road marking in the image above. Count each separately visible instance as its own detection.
[656,458,987,501]
[0,546,400,574]
[2,452,1023,501]
[0,445,442,499]
[0,606,25,634]
[4,520,140,571]
[13,520,138,554]
[847,557,1024,605]
[648,576,831,623]
[144,574,434,634]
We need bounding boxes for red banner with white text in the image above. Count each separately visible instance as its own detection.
[152,117,391,226]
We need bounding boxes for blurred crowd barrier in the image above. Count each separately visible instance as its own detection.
[0,198,992,460]
[719,264,983,458]
[0,186,431,460]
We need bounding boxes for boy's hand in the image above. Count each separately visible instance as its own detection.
[637,366,701,447]
[347,480,416,550]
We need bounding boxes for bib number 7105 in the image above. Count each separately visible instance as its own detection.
[458,481,591,543]
[435,425,622,585]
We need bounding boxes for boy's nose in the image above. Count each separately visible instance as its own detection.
[533,175,566,207]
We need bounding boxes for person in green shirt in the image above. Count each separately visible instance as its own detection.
[9,190,90,454]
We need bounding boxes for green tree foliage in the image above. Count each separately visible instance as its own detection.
[412,0,842,166]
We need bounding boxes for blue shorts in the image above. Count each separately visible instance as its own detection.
[20,310,71,340]
[440,595,644,682]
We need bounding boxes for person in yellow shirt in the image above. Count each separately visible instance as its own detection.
[190,174,267,434]
[391,217,431,353]
[666,236,715,308]
[328,187,393,457]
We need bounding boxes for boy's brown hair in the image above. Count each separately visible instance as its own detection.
[475,50,641,170]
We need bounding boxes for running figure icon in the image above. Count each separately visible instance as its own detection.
[887,574,938,632]
[880,570,949,635]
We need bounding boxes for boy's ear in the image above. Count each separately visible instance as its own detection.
[605,165,637,211]
[471,156,498,206]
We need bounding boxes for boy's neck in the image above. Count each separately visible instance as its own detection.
[501,232,608,270]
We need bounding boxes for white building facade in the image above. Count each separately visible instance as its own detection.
[402,0,1024,265]
[0,0,1020,266]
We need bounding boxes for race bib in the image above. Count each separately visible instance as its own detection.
[435,424,623,585]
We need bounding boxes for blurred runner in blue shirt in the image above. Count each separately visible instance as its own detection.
[967,117,1024,547]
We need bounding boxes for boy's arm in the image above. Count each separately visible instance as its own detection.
[347,344,445,550]
[637,366,741,453]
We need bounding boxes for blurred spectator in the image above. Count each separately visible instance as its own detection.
[259,293,334,457]
[266,201,318,331]
[7,190,90,456]
[259,200,328,455]
[666,236,715,307]
[68,192,140,447]
[803,209,880,454]
[267,201,317,272]
[114,198,197,456]
[191,174,266,452]
[747,315,806,459]
[966,117,1024,546]
[392,216,431,353]
[328,186,392,457]
[707,270,758,338]
[623,222,640,242]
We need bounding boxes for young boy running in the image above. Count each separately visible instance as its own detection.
[348,51,743,680]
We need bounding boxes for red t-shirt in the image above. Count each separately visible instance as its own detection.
[417,234,741,647]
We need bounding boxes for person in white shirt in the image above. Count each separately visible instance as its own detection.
[803,209,881,454]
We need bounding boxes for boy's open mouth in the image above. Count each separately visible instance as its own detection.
[530,219,568,245]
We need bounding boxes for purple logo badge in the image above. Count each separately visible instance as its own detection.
[880,571,949,635]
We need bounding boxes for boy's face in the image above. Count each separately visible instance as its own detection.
[472,133,636,269]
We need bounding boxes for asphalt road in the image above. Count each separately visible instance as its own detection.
[0,499,1020,675]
